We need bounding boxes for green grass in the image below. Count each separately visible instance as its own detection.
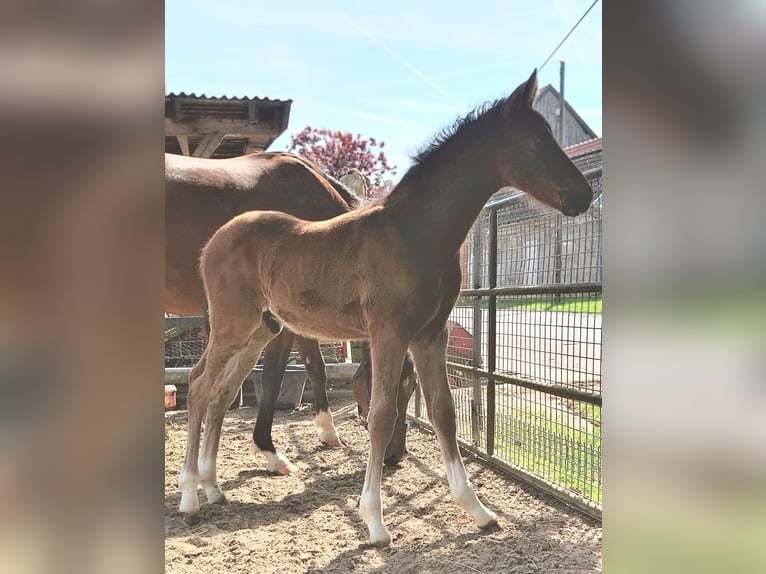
[494,405,602,505]
[457,296,601,313]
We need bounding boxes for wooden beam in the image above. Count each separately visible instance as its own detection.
[173,98,182,121]
[191,131,225,158]
[164,117,275,137]
[177,135,190,156]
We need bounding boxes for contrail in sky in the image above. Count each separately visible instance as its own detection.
[338,12,466,110]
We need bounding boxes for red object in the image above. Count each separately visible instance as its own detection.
[165,385,177,409]
[446,320,474,364]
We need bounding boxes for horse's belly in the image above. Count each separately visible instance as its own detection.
[270,306,368,342]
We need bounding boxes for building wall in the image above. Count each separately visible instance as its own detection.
[533,91,593,148]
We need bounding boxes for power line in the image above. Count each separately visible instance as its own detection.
[539,0,600,71]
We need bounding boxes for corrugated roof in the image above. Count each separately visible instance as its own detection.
[166,93,292,104]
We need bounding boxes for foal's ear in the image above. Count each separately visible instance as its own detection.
[506,69,538,111]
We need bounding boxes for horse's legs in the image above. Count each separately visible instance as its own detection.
[250,329,299,475]
[358,329,408,547]
[177,345,209,518]
[178,319,277,521]
[198,331,267,503]
[408,327,498,530]
[383,354,417,467]
[352,344,415,466]
[351,344,372,419]
[295,337,342,447]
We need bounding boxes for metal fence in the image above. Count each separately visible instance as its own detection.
[408,167,603,518]
[165,316,347,369]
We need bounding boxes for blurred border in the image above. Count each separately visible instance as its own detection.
[604,1,766,572]
[0,2,163,573]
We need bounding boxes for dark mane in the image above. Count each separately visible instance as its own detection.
[406,96,509,174]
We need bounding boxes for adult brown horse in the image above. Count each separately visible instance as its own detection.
[179,70,593,546]
[165,151,414,474]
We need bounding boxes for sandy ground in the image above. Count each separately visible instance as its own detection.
[165,398,601,573]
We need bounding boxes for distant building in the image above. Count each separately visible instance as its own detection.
[533,84,597,148]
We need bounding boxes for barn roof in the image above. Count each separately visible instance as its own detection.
[565,137,602,158]
[534,85,598,140]
[165,93,292,159]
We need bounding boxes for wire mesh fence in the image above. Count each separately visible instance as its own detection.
[164,318,347,369]
[409,167,603,516]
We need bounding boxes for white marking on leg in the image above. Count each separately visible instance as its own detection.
[250,440,298,475]
[359,480,391,547]
[178,468,200,515]
[444,456,498,528]
[315,409,342,447]
[198,454,225,504]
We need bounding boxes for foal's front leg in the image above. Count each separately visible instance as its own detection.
[409,329,498,530]
[358,331,408,547]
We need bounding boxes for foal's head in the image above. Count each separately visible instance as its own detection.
[497,69,593,216]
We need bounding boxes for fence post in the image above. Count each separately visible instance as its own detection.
[486,208,498,457]
[470,218,484,446]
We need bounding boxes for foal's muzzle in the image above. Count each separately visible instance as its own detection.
[559,184,593,217]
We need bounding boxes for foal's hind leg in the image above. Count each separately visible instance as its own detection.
[177,345,210,519]
[409,328,498,530]
[250,329,299,475]
[178,319,277,521]
[198,330,270,504]
[295,336,342,447]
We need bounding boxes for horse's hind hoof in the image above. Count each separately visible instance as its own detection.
[210,493,228,506]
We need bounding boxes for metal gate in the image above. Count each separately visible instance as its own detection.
[408,167,602,518]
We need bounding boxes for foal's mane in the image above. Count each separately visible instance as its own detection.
[406,96,510,175]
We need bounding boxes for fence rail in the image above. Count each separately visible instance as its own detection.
[408,168,603,518]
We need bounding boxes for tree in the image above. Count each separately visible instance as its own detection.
[287,127,397,198]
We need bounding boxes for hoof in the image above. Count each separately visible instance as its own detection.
[266,452,298,475]
[369,532,392,548]
[320,435,344,448]
[254,443,299,475]
[183,513,201,526]
[272,460,298,476]
[383,454,405,468]
[209,492,228,506]
[478,514,500,531]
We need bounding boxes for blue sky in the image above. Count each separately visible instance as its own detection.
[166,0,601,180]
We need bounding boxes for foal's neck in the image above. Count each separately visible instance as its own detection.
[386,117,505,258]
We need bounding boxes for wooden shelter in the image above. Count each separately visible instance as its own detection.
[165,93,292,158]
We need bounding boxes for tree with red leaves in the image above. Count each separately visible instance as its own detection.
[287,127,397,198]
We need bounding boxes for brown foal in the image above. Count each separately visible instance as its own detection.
[178,70,593,546]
